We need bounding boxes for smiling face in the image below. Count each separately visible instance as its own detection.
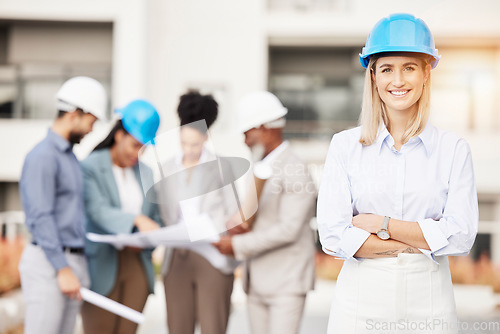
[372,54,431,116]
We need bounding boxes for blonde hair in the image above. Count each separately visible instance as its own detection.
[359,55,431,146]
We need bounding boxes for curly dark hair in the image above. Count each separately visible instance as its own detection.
[177,90,218,133]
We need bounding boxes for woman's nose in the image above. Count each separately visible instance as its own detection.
[392,70,405,87]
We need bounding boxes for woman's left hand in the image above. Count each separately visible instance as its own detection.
[212,236,234,256]
[352,214,384,234]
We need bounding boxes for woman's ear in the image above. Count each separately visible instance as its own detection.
[114,129,124,144]
[370,68,376,84]
[424,63,431,82]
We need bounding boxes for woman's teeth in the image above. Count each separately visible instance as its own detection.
[390,90,409,96]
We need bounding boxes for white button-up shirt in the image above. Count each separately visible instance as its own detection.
[111,164,143,216]
[317,123,478,262]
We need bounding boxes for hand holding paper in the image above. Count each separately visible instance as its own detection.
[86,215,220,250]
[86,214,238,272]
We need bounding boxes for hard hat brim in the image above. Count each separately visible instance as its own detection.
[238,108,288,133]
[359,49,440,69]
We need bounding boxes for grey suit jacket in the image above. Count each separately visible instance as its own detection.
[81,149,161,296]
[157,151,239,276]
[232,146,316,296]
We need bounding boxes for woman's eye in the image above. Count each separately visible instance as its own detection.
[381,68,391,73]
[404,67,415,71]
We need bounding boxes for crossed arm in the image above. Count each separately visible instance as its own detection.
[349,214,430,258]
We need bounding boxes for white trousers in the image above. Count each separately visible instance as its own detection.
[247,292,306,334]
[328,254,457,334]
[18,244,90,334]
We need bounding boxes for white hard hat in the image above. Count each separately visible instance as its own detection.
[56,76,107,120]
[237,91,288,133]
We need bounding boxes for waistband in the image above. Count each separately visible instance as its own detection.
[31,241,85,255]
[350,253,444,272]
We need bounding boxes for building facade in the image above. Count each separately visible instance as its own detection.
[1,0,500,261]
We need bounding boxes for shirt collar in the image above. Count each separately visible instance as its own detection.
[375,125,391,154]
[47,129,72,153]
[375,122,435,157]
[262,140,289,164]
[416,122,435,157]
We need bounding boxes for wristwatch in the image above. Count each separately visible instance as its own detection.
[377,216,391,240]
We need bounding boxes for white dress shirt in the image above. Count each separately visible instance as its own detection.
[173,149,207,222]
[173,148,239,274]
[111,165,143,216]
[317,123,478,262]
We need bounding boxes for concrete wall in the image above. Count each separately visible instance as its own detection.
[8,22,112,64]
[145,0,266,157]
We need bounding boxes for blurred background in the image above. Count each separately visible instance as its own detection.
[1,0,500,333]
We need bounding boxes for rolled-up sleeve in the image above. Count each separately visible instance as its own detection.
[317,134,370,260]
[417,139,478,257]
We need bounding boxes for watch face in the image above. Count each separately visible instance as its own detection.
[377,230,390,240]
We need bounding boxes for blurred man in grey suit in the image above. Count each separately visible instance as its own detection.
[213,91,316,334]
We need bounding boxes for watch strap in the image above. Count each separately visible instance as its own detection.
[381,216,390,230]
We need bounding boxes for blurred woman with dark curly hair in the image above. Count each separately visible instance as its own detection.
[158,91,238,334]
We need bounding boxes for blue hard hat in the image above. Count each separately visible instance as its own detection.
[359,13,440,69]
[115,99,160,145]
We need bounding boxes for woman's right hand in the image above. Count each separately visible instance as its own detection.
[134,214,161,232]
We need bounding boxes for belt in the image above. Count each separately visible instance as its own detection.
[31,241,85,255]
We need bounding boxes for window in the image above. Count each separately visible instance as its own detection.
[0,20,112,119]
[269,46,364,139]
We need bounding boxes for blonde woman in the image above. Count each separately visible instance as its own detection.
[317,13,478,334]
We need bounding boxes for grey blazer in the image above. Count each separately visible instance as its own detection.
[81,149,161,296]
[157,151,239,276]
[232,146,317,295]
